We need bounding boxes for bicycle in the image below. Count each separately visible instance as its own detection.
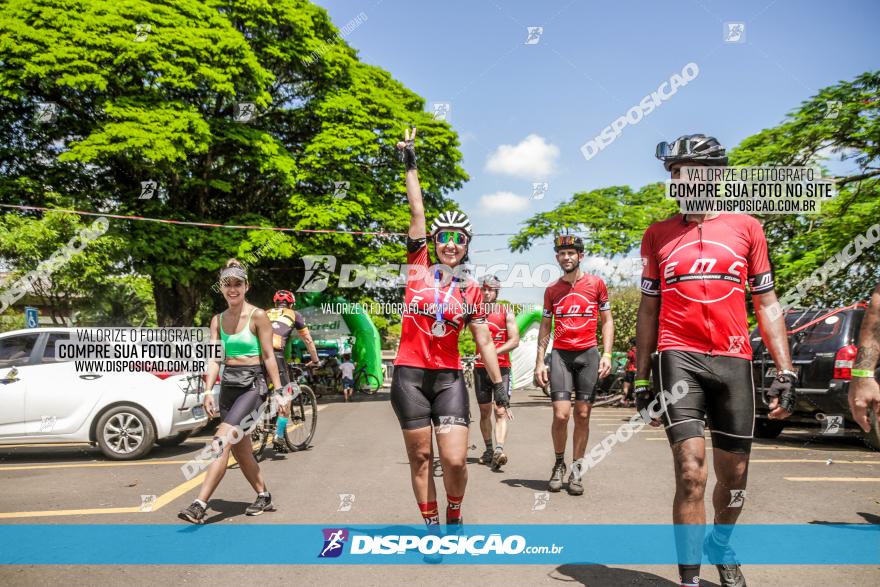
[251,363,318,461]
[353,364,381,395]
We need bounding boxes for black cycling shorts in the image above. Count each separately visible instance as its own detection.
[657,350,755,454]
[473,366,511,405]
[219,365,267,427]
[390,365,470,430]
[550,347,600,402]
[624,371,636,384]
[273,353,290,388]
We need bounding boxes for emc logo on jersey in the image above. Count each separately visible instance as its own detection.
[318,528,349,558]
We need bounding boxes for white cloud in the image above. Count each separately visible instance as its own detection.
[480,191,530,213]
[485,134,559,178]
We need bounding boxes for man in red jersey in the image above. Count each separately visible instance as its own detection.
[473,274,520,471]
[637,134,797,587]
[534,234,614,496]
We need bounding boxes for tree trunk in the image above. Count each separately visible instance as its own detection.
[153,280,200,326]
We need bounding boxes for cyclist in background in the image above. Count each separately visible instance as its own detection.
[534,234,614,496]
[474,274,520,471]
[267,290,319,453]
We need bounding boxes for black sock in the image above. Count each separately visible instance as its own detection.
[678,564,700,586]
[555,452,565,465]
[484,438,493,451]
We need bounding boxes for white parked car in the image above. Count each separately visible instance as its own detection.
[0,328,209,460]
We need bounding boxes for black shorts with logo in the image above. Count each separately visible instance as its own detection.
[473,366,511,405]
[549,347,600,402]
[391,365,470,430]
[657,350,755,454]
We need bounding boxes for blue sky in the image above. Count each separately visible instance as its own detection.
[316,0,880,305]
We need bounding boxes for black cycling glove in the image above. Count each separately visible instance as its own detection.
[633,379,656,422]
[492,381,509,408]
[400,137,417,170]
[765,372,797,413]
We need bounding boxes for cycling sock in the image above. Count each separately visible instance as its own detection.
[495,444,503,452]
[484,438,493,451]
[258,491,270,498]
[555,452,565,466]
[419,501,439,525]
[446,495,463,522]
[678,564,700,586]
[194,499,207,509]
[274,417,288,439]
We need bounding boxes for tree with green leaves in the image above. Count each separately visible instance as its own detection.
[512,71,879,308]
[0,0,466,325]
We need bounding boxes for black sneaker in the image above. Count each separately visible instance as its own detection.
[491,447,507,471]
[178,501,206,524]
[478,448,494,465]
[548,462,566,492]
[272,437,289,453]
[246,492,276,516]
[704,534,747,587]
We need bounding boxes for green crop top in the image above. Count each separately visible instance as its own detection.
[219,309,262,357]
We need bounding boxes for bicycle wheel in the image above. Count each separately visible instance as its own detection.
[286,384,317,451]
[592,393,625,408]
[355,371,381,395]
[251,413,271,461]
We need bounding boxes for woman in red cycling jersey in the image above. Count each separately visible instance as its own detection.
[392,127,506,526]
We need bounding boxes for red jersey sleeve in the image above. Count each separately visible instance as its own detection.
[542,286,554,318]
[745,218,774,294]
[640,225,661,297]
[597,277,610,311]
[406,236,429,268]
[467,282,487,324]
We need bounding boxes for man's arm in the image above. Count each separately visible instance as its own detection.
[635,295,660,381]
[471,322,502,384]
[598,308,614,378]
[533,316,553,388]
[850,283,880,432]
[297,327,319,364]
[495,311,520,355]
[753,291,795,419]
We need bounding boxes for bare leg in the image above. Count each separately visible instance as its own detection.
[402,427,435,503]
[551,400,572,454]
[230,432,267,493]
[571,400,592,460]
[436,425,469,498]
[478,403,493,447]
[712,448,750,525]
[671,437,709,570]
[196,424,236,503]
[493,404,508,446]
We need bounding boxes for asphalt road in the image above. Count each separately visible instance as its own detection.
[1,386,878,586]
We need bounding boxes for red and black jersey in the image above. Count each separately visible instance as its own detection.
[625,348,637,372]
[640,213,774,359]
[475,305,512,368]
[542,273,610,351]
[395,237,486,370]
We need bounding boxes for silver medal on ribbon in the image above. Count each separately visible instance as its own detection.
[431,321,447,337]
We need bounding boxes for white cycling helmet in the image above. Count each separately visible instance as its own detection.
[430,210,472,238]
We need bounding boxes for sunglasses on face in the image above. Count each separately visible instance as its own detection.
[434,231,468,245]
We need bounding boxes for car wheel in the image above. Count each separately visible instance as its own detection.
[860,410,880,452]
[156,431,191,448]
[96,405,156,460]
[754,418,785,439]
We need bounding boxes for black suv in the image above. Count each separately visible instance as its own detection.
[750,304,880,450]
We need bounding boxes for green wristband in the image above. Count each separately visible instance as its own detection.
[634,379,651,387]
[852,369,875,378]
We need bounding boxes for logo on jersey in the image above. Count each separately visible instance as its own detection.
[319,528,349,558]
[552,292,598,330]
[660,240,747,304]
[727,336,747,354]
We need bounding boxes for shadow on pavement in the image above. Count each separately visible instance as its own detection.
[551,564,720,586]
[810,511,880,527]
[204,499,252,524]
[500,478,551,491]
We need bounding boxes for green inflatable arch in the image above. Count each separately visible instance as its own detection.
[291,292,384,386]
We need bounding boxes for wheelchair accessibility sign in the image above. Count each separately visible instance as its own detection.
[25,306,38,328]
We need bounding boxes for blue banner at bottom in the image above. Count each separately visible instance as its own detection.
[0,524,877,565]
